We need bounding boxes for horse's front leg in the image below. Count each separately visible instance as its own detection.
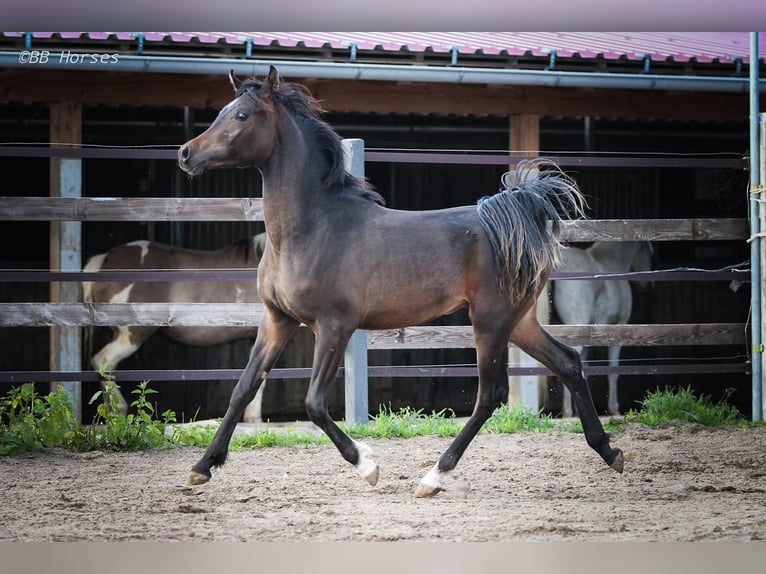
[304,323,379,486]
[187,309,299,485]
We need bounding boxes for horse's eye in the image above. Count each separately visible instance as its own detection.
[236,111,249,121]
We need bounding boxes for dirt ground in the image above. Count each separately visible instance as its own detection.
[1,421,765,542]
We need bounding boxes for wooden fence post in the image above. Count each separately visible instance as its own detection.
[506,114,546,412]
[341,139,369,425]
[49,103,82,422]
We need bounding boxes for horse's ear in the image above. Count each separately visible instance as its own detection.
[228,70,243,93]
[262,65,280,95]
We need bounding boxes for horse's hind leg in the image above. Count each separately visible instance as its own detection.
[188,309,299,485]
[415,316,511,497]
[510,312,624,473]
[562,345,585,418]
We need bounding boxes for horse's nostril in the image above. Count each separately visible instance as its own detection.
[179,144,190,162]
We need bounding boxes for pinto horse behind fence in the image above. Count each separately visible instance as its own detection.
[177,66,624,497]
[552,241,654,417]
[82,233,267,417]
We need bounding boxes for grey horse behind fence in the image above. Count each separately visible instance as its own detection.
[82,233,267,418]
[552,241,653,417]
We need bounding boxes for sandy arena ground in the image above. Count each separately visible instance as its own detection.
[1,421,765,542]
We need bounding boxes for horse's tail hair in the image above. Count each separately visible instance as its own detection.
[82,252,107,370]
[476,158,587,303]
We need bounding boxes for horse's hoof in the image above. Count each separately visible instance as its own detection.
[609,449,624,474]
[186,470,211,486]
[360,464,379,486]
[414,483,442,498]
[354,441,379,486]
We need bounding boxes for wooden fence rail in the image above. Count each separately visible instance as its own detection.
[0,197,749,242]
[0,302,746,348]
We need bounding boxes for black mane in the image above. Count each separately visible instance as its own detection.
[239,78,385,206]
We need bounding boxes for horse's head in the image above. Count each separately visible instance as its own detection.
[178,66,281,176]
[631,241,655,291]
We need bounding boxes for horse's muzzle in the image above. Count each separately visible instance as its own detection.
[177,143,204,176]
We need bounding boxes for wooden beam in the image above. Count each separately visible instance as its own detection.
[0,197,265,221]
[509,114,540,157]
[0,303,745,347]
[0,199,748,241]
[507,113,546,410]
[0,303,265,328]
[559,218,750,242]
[0,69,751,122]
[369,324,747,349]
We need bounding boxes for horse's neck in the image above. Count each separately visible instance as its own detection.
[259,119,328,253]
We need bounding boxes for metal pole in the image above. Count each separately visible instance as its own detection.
[1,51,764,93]
[759,110,766,422]
[341,139,370,426]
[749,32,762,422]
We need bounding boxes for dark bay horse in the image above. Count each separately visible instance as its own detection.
[177,66,623,497]
[83,233,266,416]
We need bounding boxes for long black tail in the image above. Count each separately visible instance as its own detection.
[476,158,587,304]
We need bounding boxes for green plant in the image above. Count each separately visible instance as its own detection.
[622,385,743,427]
[88,377,176,450]
[232,425,329,450]
[343,405,464,439]
[0,368,182,455]
[0,383,81,455]
[482,403,556,434]
[170,420,220,447]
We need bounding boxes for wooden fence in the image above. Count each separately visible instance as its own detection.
[0,147,752,423]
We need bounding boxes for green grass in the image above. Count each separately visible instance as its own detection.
[0,379,752,455]
[618,385,745,428]
[482,403,557,434]
[344,405,464,439]
[0,367,177,455]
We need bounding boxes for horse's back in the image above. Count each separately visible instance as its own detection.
[270,203,496,329]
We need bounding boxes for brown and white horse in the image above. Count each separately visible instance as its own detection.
[82,233,266,417]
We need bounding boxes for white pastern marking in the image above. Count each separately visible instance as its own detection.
[420,464,451,490]
[126,240,151,263]
[354,441,379,485]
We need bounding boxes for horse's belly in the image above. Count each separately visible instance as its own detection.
[359,290,467,330]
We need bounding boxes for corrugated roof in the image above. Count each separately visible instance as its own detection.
[3,32,764,64]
